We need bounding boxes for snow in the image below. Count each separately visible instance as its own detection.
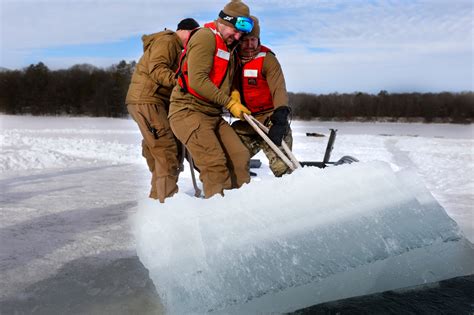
[1,114,473,313]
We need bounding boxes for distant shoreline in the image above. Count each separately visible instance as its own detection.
[1,113,472,125]
[295,116,473,124]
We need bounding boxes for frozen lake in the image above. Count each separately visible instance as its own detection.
[1,115,473,313]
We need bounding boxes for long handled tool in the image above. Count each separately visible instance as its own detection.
[243,113,301,171]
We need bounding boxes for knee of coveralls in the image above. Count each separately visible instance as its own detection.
[170,110,232,199]
[217,119,251,189]
[264,128,293,177]
[128,103,180,174]
[128,104,156,181]
[232,121,263,158]
[199,150,233,198]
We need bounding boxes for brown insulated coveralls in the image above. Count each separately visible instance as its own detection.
[169,26,250,198]
[126,30,182,202]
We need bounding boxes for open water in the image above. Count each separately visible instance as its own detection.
[1,254,472,314]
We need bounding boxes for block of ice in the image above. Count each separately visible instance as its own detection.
[133,161,474,314]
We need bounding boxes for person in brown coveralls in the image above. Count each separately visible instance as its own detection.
[126,18,200,203]
[169,0,254,198]
[232,16,293,177]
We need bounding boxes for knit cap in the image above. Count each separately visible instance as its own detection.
[177,18,200,30]
[218,0,251,28]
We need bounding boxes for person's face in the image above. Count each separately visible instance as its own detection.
[240,36,259,54]
[219,23,243,45]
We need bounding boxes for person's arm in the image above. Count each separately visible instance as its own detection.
[262,52,289,109]
[263,52,290,145]
[148,35,180,88]
[186,29,231,106]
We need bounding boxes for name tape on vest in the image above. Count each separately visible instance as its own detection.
[216,49,230,60]
[243,69,258,78]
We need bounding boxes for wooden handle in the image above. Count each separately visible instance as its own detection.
[243,113,296,171]
[246,114,301,169]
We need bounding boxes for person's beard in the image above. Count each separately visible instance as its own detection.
[240,46,260,64]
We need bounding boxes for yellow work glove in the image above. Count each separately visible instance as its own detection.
[231,89,241,103]
[225,98,251,120]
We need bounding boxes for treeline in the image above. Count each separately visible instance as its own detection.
[289,91,473,123]
[1,62,472,122]
[0,61,134,117]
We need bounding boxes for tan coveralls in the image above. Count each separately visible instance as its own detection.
[169,26,250,198]
[126,30,183,202]
[232,50,293,177]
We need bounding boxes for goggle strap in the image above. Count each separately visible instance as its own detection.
[219,10,237,24]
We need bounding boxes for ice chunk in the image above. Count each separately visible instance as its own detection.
[133,161,474,314]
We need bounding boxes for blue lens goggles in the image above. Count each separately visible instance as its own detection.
[219,10,254,33]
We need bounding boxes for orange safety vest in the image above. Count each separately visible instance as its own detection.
[241,46,274,114]
[176,22,230,101]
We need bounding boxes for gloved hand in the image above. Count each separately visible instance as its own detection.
[230,89,241,103]
[226,98,251,120]
[268,106,290,146]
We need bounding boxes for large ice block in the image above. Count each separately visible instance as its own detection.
[134,161,474,314]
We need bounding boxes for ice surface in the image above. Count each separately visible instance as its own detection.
[1,115,472,312]
[133,161,474,314]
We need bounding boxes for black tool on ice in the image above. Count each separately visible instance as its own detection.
[300,129,358,168]
[249,129,358,170]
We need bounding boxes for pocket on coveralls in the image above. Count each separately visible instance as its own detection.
[182,114,200,145]
[150,104,170,137]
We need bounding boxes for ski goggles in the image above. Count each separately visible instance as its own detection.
[219,10,254,33]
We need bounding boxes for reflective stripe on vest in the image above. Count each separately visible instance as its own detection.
[177,22,230,101]
[242,45,274,114]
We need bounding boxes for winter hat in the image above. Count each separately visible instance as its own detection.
[177,18,199,30]
[218,0,251,28]
[245,15,260,38]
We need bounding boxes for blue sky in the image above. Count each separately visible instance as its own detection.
[1,0,472,93]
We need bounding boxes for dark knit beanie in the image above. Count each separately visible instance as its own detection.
[218,0,251,28]
[177,18,199,31]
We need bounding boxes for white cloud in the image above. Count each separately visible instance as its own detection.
[1,0,211,50]
[252,0,473,92]
[1,0,472,92]
[256,0,471,50]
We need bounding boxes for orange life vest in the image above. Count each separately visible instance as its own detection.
[241,45,274,114]
[176,22,230,101]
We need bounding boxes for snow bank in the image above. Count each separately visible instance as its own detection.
[133,161,474,314]
[0,130,141,171]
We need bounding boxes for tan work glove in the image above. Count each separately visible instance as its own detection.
[226,98,251,120]
[231,89,241,103]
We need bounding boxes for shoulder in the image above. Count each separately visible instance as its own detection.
[187,28,216,51]
[159,30,179,44]
[262,50,283,72]
[147,30,176,44]
[149,30,180,50]
[188,28,214,44]
[263,49,279,64]
[260,46,276,58]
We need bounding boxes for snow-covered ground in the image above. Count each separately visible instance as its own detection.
[1,115,473,313]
